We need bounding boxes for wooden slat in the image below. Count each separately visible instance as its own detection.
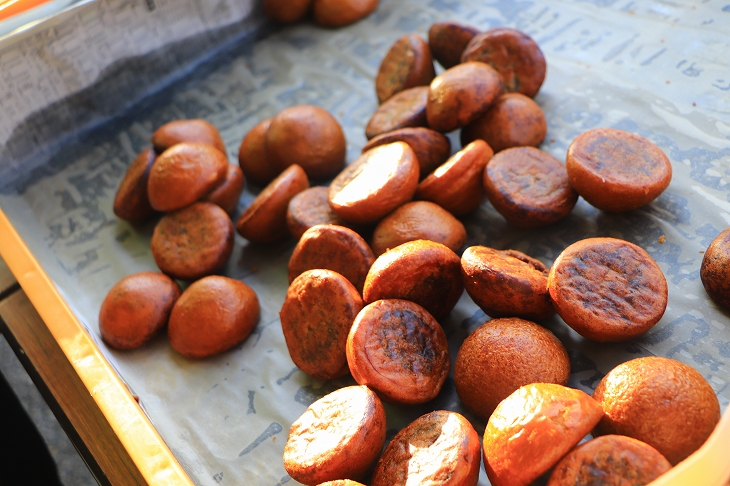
[0,290,147,486]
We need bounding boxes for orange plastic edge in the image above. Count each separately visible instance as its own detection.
[0,208,193,486]
[0,0,53,21]
[648,404,730,486]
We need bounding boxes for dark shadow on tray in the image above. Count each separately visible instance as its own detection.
[230,237,296,277]
[0,8,275,195]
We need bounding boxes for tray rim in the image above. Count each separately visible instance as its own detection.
[0,207,194,486]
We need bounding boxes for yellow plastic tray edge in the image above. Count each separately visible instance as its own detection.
[649,405,730,485]
[0,208,193,486]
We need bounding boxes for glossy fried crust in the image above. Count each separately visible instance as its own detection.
[461,28,546,98]
[346,299,450,405]
[592,357,721,465]
[371,410,481,486]
[168,276,260,359]
[288,224,375,293]
[462,93,547,153]
[483,383,604,486]
[313,0,378,27]
[151,202,234,281]
[263,0,312,23]
[266,105,346,180]
[238,118,279,187]
[329,142,419,224]
[700,227,730,309]
[284,386,386,485]
[454,317,570,419]
[316,481,366,486]
[99,271,181,350]
[286,186,361,239]
[426,62,504,133]
[566,128,672,212]
[371,201,466,256]
[548,237,667,342]
[151,119,227,155]
[147,142,229,212]
[365,86,430,139]
[203,164,244,214]
[416,140,493,216]
[280,269,363,380]
[461,246,554,320]
[428,21,480,69]
[483,146,577,228]
[546,435,671,486]
[236,164,310,243]
[363,240,463,320]
[362,127,451,178]
[375,34,435,103]
[113,148,157,223]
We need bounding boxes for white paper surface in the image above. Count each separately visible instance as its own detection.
[1,0,729,485]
